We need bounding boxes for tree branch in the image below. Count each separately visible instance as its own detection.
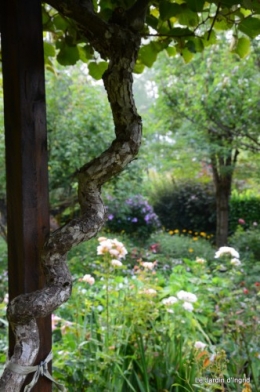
[0,15,142,392]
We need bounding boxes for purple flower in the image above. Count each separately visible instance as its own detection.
[108,214,114,220]
[132,217,138,223]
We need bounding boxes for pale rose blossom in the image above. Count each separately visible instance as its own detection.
[177,290,197,303]
[140,288,157,296]
[182,302,194,312]
[142,262,155,270]
[230,258,241,266]
[97,237,127,259]
[194,341,207,350]
[109,249,120,257]
[111,259,123,267]
[214,246,239,259]
[98,237,107,242]
[80,274,95,285]
[196,257,206,264]
[162,296,178,306]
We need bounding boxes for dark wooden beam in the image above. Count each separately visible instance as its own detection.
[1,1,52,391]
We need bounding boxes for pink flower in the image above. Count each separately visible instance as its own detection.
[238,218,245,225]
[79,274,95,285]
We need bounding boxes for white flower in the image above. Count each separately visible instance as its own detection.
[177,290,197,303]
[162,296,178,306]
[140,288,157,296]
[194,341,207,350]
[230,258,241,266]
[214,246,239,259]
[182,302,194,312]
[111,259,123,267]
[142,262,154,270]
[196,257,206,264]
[81,274,95,285]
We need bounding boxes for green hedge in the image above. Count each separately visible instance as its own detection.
[151,181,260,237]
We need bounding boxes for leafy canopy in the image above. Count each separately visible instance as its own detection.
[42,0,260,77]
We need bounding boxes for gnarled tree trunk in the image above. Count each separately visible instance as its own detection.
[0,1,146,390]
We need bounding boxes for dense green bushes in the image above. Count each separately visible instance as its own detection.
[152,180,216,235]
[149,179,260,239]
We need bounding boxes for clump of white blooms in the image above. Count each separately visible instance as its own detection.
[97,237,127,259]
[230,258,241,266]
[182,302,194,312]
[140,288,157,296]
[194,341,207,350]
[162,296,178,306]
[111,259,123,267]
[80,274,95,285]
[142,261,155,270]
[196,257,206,264]
[177,290,197,303]
[214,246,239,259]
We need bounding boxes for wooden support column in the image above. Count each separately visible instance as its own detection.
[1,1,52,391]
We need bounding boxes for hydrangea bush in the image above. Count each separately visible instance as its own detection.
[105,194,161,241]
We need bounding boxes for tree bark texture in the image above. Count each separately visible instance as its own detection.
[210,148,238,247]
[0,1,143,390]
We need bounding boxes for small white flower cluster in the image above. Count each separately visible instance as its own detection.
[162,290,198,312]
[214,246,241,267]
[97,236,127,267]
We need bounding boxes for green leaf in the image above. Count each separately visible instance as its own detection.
[53,14,69,31]
[242,0,260,12]
[166,46,177,57]
[44,41,56,58]
[146,15,158,29]
[88,61,108,80]
[78,44,94,63]
[232,36,251,58]
[179,6,199,27]
[185,0,205,12]
[238,16,260,38]
[186,37,204,53]
[57,45,79,66]
[202,30,217,46]
[169,27,194,37]
[139,43,158,68]
[181,47,194,63]
[159,1,181,20]
[133,62,145,73]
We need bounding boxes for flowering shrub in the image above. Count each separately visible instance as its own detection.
[105,194,160,240]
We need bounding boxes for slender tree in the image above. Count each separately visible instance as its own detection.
[154,44,260,246]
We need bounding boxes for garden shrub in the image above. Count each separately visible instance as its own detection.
[150,231,215,264]
[105,194,160,241]
[229,190,260,234]
[152,180,216,235]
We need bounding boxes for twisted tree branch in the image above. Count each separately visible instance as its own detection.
[0,6,142,391]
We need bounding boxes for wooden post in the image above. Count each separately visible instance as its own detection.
[1,1,52,391]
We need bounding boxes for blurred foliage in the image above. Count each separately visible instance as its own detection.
[46,64,114,210]
[152,179,216,236]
